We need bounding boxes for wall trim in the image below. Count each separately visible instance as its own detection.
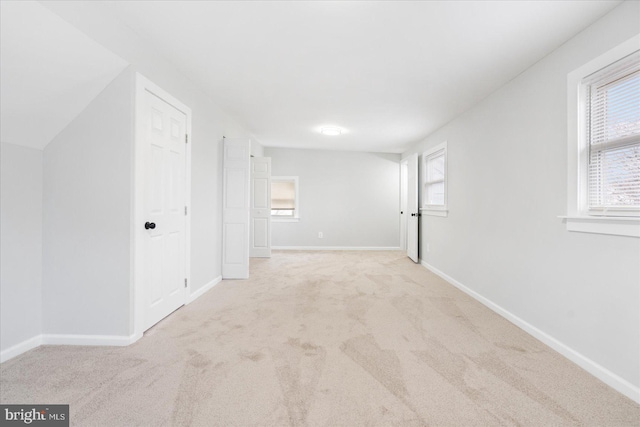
[42,333,141,347]
[0,333,143,363]
[419,259,640,404]
[0,276,222,364]
[187,275,222,304]
[0,335,43,363]
[272,246,401,251]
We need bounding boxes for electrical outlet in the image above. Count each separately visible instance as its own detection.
[318,232,323,239]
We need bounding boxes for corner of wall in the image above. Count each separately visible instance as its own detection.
[42,66,135,338]
[0,142,44,357]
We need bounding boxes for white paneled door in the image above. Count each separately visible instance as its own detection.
[406,153,419,263]
[250,157,272,258]
[222,139,251,278]
[143,90,188,330]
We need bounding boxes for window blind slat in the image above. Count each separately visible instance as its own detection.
[588,144,640,208]
[585,50,640,211]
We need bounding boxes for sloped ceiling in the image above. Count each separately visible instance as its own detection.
[0,1,128,150]
[2,1,623,153]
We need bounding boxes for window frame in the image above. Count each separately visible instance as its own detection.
[271,176,299,222]
[421,141,448,217]
[564,34,640,237]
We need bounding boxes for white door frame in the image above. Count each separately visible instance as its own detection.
[132,73,192,340]
[399,159,408,251]
[403,153,419,263]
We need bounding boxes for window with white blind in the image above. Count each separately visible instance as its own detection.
[271,176,299,220]
[585,51,640,215]
[565,35,640,237]
[422,142,448,217]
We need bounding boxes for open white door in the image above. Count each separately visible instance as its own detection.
[222,138,251,279]
[141,84,189,330]
[406,153,419,263]
[250,157,272,258]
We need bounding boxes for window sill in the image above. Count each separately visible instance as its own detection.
[272,217,300,223]
[558,216,640,238]
[421,209,448,217]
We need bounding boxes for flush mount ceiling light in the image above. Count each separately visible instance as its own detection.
[319,126,343,136]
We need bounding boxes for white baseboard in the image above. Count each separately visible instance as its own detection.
[187,275,222,304]
[0,276,225,363]
[272,246,401,251]
[420,259,640,404]
[0,332,142,363]
[41,333,141,347]
[0,335,43,363]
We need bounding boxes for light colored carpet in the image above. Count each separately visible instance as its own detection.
[1,251,639,426]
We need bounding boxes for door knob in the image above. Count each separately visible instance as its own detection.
[145,222,156,230]
[411,213,416,217]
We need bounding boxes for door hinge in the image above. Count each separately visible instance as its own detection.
[185,206,188,215]
[185,134,188,144]
[184,278,188,288]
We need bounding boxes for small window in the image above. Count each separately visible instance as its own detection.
[271,176,299,220]
[583,51,640,215]
[422,142,448,216]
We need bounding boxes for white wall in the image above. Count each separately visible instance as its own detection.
[42,2,260,296]
[43,68,134,336]
[0,3,265,358]
[403,1,640,395]
[251,140,264,157]
[265,147,400,248]
[0,143,43,353]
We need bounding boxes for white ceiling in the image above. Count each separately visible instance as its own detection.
[95,0,620,153]
[0,1,128,150]
[1,1,622,153]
